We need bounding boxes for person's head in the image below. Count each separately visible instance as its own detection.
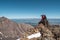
[41,15,46,20]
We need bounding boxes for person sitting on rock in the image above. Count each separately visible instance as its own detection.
[39,15,48,27]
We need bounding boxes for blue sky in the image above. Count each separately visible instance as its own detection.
[0,0,60,19]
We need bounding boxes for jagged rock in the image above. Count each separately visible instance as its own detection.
[48,25,60,40]
[37,24,54,37]
[0,17,34,39]
[57,38,60,40]
[35,23,55,40]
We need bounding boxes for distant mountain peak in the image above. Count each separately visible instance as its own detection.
[0,16,8,22]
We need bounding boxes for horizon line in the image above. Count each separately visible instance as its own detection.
[0,16,60,19]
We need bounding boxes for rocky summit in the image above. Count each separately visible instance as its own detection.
[0,17,60,40]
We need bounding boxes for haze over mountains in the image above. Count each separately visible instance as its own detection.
[11,19,60,26]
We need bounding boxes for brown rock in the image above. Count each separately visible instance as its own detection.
[35,23,54,40]
[0,17,34,38]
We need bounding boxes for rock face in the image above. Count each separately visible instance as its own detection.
[0,17,34,39]
[36,24,55,40]
[48,25,60,40]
